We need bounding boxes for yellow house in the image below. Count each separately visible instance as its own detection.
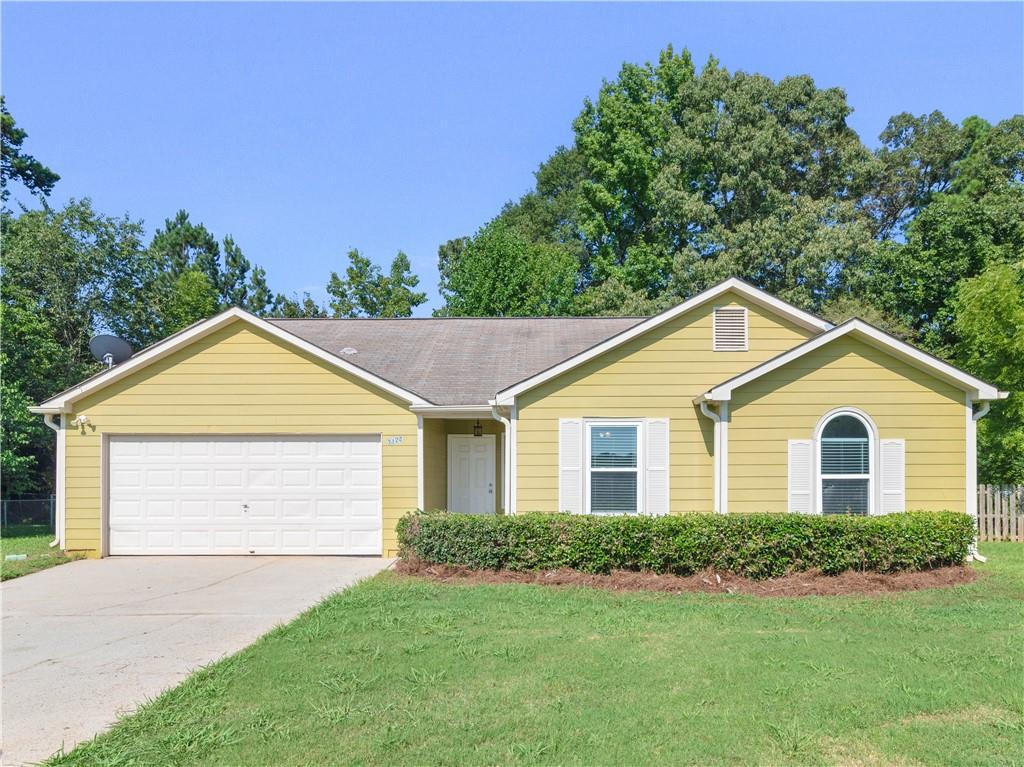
[32,279,1005,559]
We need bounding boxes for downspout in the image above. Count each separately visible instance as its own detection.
[42,413,64,549]
[699,400,722,514]
[491,405,512,514]
[970,400,992,562]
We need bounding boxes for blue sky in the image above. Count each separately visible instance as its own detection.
[3,2,1022,315]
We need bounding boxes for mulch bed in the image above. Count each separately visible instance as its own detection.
[395,558,977,597]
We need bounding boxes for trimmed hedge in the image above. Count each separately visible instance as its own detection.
[396,511,974,579]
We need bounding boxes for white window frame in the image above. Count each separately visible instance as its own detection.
[814,408,876,516]
[584,419,645,516]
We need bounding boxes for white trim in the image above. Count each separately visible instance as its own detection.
[494,278,831,405]
[411,405,493,417]
[100,432,109,556]
[490,406,512,514]
[701,319,1004,403]
[698,401,722,513]
[510,403,518,514]
[35,307,431,411]
[966,393,977,519]
[416,415,424,510]
[814,408,877,516]
[719,401,729,513]
[43,414,66,549]
[584,419,645,515]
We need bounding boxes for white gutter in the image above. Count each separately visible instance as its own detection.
[42,413,65,549]
[698,400,723,514]
[490,405,512,514]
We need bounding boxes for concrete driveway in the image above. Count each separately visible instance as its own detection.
[2,555,390,766]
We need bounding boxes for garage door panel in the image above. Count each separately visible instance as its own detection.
[282,468,312,488]
[180,499,211,520]
[147,441,177,458]
[109,436,381,555]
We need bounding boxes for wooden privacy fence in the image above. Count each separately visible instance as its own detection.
[977,485,1024,541]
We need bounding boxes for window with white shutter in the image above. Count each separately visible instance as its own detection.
[879,439,906,514]
[644,418,670,516]
[788,439,814,513]
[559,419,584,514]
[819,413,872,515]
[713,306,748,351]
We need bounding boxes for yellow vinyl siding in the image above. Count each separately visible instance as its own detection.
[422,418,448,511]
[516,293,816,513]
[728,336,966,513]
[63,321,418,557]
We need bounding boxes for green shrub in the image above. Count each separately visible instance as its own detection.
[396,511,974,579]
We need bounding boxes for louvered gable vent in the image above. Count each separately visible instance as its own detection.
[713,306,748,351]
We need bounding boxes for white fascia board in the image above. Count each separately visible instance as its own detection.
[494,278,832,405]
[703,319,1003,402]
[36,307,431,410]
[410,404,494,418]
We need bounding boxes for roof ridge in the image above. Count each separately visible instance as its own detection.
[268,315,649,321]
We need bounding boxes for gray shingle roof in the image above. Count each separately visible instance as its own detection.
[268,317,644,405]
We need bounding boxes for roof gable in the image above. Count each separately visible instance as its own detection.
[32,308,432,412]
[698,319,1005,403]
[493,278,833,405]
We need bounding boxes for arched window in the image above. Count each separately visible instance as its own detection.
[818,412,873,515]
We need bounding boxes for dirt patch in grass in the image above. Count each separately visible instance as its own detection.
[395,558,977,597]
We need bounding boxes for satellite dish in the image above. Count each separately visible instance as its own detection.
[89,335,133,368]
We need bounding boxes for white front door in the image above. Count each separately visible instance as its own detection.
[107,435,382,555]
[447,435,496,514]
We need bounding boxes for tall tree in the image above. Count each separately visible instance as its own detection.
[952,262,1024,483]
[272,292,328,318]
[480,46,875,311]
[221,235,251,307]
[245,266,274,316]
[1,199,147,492]
[854,115,1024,351]
[161,268,220,334]
[438,219,577,316]
[865,111,969,238]
[149,210,221,288]
[0,98,59,206]
[327,250,426,318]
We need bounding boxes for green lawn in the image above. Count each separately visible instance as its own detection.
[49,544,1023,766]
[1,524,82,580]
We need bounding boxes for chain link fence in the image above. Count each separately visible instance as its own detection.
[1,496,56,530]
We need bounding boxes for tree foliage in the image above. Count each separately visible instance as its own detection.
[1,97,60,206]
[0,103,428,493]
[438,45,1023,481]
[437,220,577,316]
[1,199,146,492]
[952,263,1024,483]
[327,250,426,318]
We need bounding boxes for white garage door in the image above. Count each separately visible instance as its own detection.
[108,436,382,555]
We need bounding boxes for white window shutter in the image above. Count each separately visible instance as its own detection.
[879,439,906,514]
[788,440,814,514]
[645,418,670,516]
[558,419,584,514]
